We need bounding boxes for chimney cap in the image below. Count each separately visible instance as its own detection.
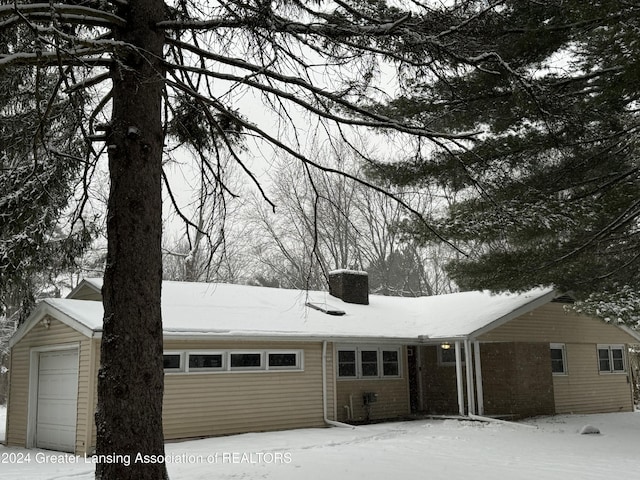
[328,269,368,276]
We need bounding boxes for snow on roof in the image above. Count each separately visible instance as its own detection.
[50,278,556,342]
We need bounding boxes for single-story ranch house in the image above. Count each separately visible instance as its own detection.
[4,271,639,454]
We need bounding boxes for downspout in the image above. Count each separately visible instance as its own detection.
[322,341,354,428]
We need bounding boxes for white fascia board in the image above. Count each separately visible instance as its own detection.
[467,289,560,339]
[8,300,95,348]
[617,324,640,343]
[161,332,421,345]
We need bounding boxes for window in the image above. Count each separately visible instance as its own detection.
[361,350,379,377]
[188,353,223,372]
[163,353,183,372]
[338,350,357,378]
[550,344,567,375]
[164,350,303,374]
[438,343,465,366]
[382,350,399,376]
[337,346,401,379]
[267,352,301,370]
[230,352,263,369]
[598,345,626,373]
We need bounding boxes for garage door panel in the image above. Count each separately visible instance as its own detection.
[36,349,79,452]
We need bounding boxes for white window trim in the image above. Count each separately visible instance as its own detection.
[186,351,225,373]
[550,343,568,376]
[229,350,265,371]
[336,345,402,380]
[266,350,303,371]
[163,351,185,373]
[597,344,627,374]
[164,349,304,374]
[437,343,465,367]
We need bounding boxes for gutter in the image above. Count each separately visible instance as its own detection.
[322,341,354,429]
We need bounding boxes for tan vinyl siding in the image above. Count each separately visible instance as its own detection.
[553,343,633,414]
[87,338,101,452]
[161,340,330,440]
[6,317,93,454]
[478,303,635,415]
[335,347,410,422]
[479,303,638,344]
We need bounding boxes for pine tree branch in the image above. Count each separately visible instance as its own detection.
[0,3,126,28]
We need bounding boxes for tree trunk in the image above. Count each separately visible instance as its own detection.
[95,0,167,479]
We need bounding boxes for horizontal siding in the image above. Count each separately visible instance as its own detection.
[85,339,335,452]
[161,340,328,440]
[479,303,639,344]
[553,344,633,414]
[6,317,91,454]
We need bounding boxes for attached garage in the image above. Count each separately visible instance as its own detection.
[31,348,79,452]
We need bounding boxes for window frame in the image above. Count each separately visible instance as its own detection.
[437,343,465,366]
[266,350,303,371]
[186,351,225,373]
[597,344,626,374]
[336,345,402,380]
[163,349,304,374]
[549,343,568,375]
[163,351,184,373]
[229,351,265,371]
[337,348,358,378]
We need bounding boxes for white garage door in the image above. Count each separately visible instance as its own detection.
[36,349,79,452]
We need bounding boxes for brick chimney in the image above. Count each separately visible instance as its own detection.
[328,270,369,305]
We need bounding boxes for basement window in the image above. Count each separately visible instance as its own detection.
[550,344,567,375]
[597,345,626,373]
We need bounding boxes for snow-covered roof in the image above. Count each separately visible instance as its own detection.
[23,278,558,343]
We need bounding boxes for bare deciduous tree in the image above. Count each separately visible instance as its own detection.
[1,2,492,478]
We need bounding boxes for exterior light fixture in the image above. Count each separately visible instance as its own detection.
[441,343,451,350]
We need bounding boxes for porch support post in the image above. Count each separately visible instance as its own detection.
[464,339,476,415]
[416,346,425,411]
[474,341,484,416]
[455,340,465,416]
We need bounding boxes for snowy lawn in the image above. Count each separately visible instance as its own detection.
[1,405,638,479]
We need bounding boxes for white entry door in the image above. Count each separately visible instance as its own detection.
[36,349,79,452]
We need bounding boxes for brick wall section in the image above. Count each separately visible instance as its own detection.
[481,343,555,417]
[421,345,467,414]
[420,342,555,418]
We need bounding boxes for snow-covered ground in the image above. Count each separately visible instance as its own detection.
[1,405,638,479]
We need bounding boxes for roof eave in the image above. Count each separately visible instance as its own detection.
[66,278,102,299]
[8,300,95,348]
[467,289,560,340]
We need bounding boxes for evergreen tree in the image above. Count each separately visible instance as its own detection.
[0,25,92,320]
[1,1,498,478]
[371,1,640,324]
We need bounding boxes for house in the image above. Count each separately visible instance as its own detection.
[4,270,639,454]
